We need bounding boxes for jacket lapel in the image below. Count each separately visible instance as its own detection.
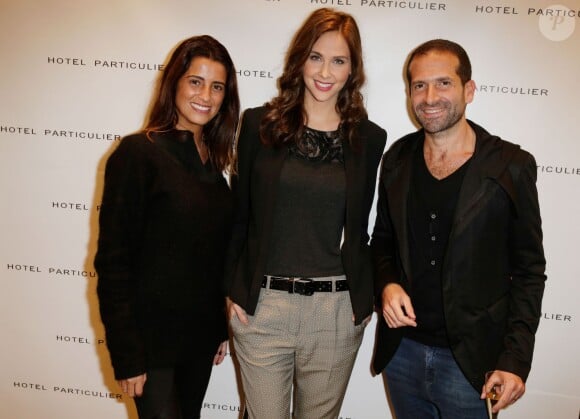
[342,136,365,254]
[384,136,419,281]
[255,145,288,272]
[388,154,413,280]
[450,123,519,236]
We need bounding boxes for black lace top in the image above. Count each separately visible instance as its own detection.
[289,126,344,163]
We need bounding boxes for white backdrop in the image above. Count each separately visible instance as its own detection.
[1,0,579,418]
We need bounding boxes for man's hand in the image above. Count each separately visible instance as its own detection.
[381,283,417,328]
[481,370,525,413]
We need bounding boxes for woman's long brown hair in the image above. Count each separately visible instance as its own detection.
[260,8,367,148]
[145,35,240,171]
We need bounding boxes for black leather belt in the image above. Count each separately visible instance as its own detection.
[261,276,349,296]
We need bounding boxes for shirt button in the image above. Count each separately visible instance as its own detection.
[431,236,436,241]
[430,212,437,219]
[431,260,436,266]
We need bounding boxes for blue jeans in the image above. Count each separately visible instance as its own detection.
[384,337,488,419]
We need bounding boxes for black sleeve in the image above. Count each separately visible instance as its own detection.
[223,108,261,295]
[94,136,150,380]
[361,123,387,245]
[496,151,546,381]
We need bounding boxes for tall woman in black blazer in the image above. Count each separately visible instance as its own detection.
[95,35,240,419]
[225,8,386,419]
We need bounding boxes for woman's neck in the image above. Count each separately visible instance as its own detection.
[303,97,341,131]
[175,124,208,163]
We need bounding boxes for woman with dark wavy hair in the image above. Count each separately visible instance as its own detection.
[95,35,240,419]
[225,8,387,418]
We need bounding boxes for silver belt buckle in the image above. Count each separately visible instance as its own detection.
[290,278,314,296]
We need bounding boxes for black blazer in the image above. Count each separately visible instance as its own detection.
[371,121,546,390]
[225,106,387,325]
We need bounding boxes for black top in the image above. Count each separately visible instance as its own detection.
[405,143,470,347]
[225,106,387,324]
[266,127,346,277]
[95,130,233,380]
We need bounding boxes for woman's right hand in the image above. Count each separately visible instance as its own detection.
[118,373,147,397]
[226,297,249,325]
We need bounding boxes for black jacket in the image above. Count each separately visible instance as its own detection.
[225,106,387,325]
[371,121,546,390]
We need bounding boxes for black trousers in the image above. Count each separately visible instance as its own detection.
[134,346,215,419]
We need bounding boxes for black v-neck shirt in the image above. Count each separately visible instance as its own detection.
[405,142,471,347]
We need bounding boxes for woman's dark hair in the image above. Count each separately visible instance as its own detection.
[260,8,367,148]
[146,35,240,171]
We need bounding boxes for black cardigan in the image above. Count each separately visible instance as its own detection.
[224,106,387,325]
[95,130,232,380]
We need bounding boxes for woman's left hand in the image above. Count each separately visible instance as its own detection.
[213,340,228,365]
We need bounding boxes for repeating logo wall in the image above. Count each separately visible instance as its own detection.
[1,1,578,418]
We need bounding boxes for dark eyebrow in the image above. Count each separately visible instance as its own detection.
[309,50,350,61]
[412,76,452,85]
[184,75,225,85]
